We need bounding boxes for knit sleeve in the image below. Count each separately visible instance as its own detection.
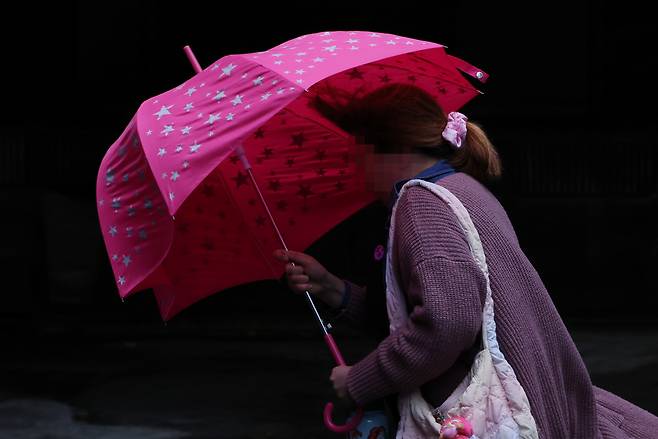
[344,185,487,407]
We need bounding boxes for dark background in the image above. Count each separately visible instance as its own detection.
[0,1,656,438]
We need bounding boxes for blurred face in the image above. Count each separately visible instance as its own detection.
[355,143,437,203]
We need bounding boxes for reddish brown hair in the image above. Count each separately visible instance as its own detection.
[312,83,502,183]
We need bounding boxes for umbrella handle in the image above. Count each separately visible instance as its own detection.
[324,403,364,434]
[322,333,365,433]
[182,42,364,434]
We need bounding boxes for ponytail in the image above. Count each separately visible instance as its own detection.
[311,83,503,184]
[447,120,502,183]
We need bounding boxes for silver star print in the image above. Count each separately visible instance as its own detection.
[185,87,197,96]
[189,141,202,153]
[109,226,118,237]
[184,103,194,112]
[118,276,126,286]
[205,113,221,125]
[181,126,191,135]
[213,90,226,102]
[253,76,264,86]
[158,148,167,157]
[221,63,237,76]
[122,254,132,267]
[231,95,244,106]
[170,170,180,181]
[161,125,174,136]
[153,105,174,120]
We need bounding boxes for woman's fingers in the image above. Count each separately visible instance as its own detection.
[288,274,309,284]
[286,263,304,275]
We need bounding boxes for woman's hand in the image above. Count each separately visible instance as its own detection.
[272,249,345,308]
[330,365,357,409]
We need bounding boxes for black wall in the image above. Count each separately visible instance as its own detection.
[1,1,656,334]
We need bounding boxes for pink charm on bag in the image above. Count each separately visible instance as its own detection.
[439,415,473,439]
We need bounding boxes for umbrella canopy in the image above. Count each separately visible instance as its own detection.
[96,30,488,321]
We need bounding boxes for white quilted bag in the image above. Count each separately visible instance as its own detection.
[386,179,539,439]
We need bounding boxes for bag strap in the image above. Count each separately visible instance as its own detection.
[386,179,494,350]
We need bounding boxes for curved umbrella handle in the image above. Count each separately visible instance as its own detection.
[181,43,364,434]
[324,403,364,433]
[322,333,365,433]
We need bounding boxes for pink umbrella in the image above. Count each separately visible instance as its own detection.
[96,30,487,433]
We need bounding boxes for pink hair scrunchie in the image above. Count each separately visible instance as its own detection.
[442,111,468,149]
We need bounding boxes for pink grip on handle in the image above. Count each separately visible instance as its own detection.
[322,333,364,433]
[324,333,346,365]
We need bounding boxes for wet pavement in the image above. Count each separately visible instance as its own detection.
[1,316,657,439]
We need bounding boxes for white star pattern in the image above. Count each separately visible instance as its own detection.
[205,113,221,125]
[101,30,438,238]
[213,90,226,102]
[112,254,119,261]
[109,226,117,237]
[118,276,126,286]
[221,63,237,76]
[122,254,132,267]
[153,105,173,120]
[190,141,201,153]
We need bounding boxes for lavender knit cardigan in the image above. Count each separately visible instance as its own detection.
[330,172,658,439]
